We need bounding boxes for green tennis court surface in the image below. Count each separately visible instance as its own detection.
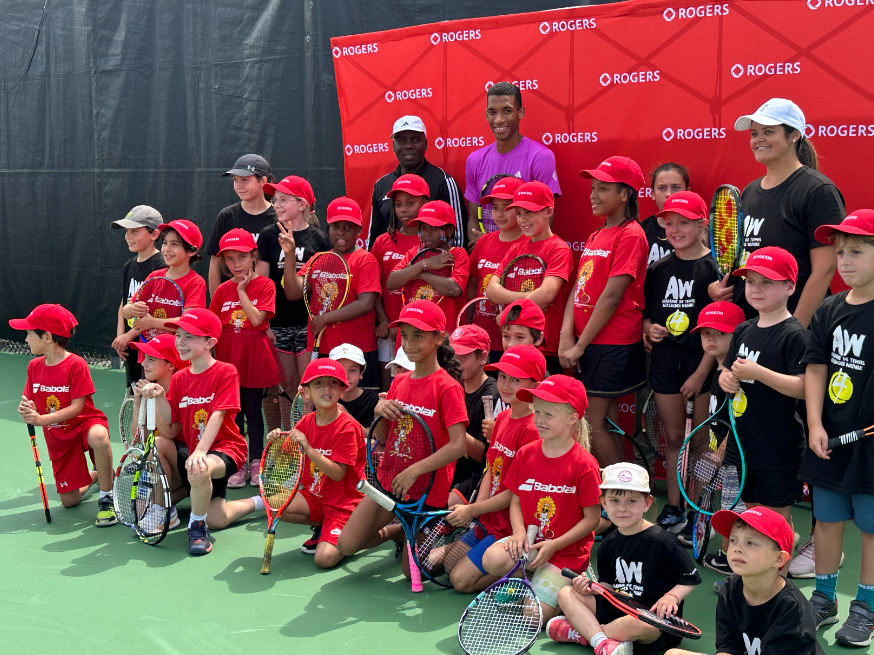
[0,353,861,654]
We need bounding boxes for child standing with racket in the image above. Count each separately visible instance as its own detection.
[799,210,874,646]
[643,192,718,531]
[552,463,701,654]
[13,305,116,525]
[559,156,648,467]
[486,181,572,372]
[481,375,602,621]
[265,358,365,568]
[210,228,281,488]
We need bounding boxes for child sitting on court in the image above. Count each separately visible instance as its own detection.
[481,375,601,622]
[665,507,823,655]
[551,463,702,655]
[266,358,365,567]
[330,344,379,429]
[14,304,116,526]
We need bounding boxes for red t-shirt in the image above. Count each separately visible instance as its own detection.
[209,276,276,333]
[371,232,420,323]
[497,235,572,356]
[297,410,365,511]
[479,411,540,538]
[572,222,647,345]
[145,268,207,309]
[504,440,602,571]
[167,360,247,469]
[299,248,381,353]
[23,354,108,455]
[394,246,470,329]
[379,369,469,508]
[470,232,523,350]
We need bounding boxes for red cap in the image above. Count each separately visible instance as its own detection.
[263,175,315,206]
[485,345,546,381]
[9,304,78,338]
[656,191,708,221]
[516,375,588,417]
[691,302,746,334]
[158,219,203,250]
[409,200,456,227]
[449,325,490,355]
[164,308,222,341]
[130,333,189,371]
[507,181,554,211]
[389,300,446,332]
[301,358,349,386]
[217,228,257,254]
[499,298,545,332]
[387,174,430,199]
[480,177,525,204]
[326,197,363,225]
[733,246,797,283]
[814,209,874,244]
[712,506,794,556]
[579,156,645,193]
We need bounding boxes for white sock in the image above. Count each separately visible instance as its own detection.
[99,490,111,500]
[590,632,608,648]
[189,512,207,528]
[251,496,264,512]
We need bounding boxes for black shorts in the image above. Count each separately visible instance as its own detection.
[544,356,563,376]
[271,325,308,355]
[576,342,647,398]
[360,350,380,391]
[174,441,237,500]
[741,468,802,508]
[593,596,680,654]
[649,340,713,395]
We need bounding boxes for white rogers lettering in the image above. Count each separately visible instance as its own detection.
[385,88,433,103]
[731,62,801,78]
[600,70,660,86]
[543,131,597,145]
[809,0,874,8]
[485,79,538,91]
[663,127,726,141]
[345,143,391,156]
[663,3,729,20]
[814,124,874,137]
[540,18,596,34]
[434,136,485,149]
[332,43,378,58]
[431,29,481,44]
[401,403,436,417]
[36,384,71,393]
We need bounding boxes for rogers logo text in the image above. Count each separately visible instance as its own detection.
[344,142,391,156]
[808,123,874,137]
[433,136,485,150]
[385,88,432,103]
[600,70,659,87]
[663,3,729,21]
[485,79,538,91]
[731,62,800,78]
[332,43,378,58]
[430,29,480,45]
[808,0,874,8]
[542,131,597,146]
[662,127,726,142]
[539,17,596,34]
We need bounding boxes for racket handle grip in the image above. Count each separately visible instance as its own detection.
[525,524,539,566]
[355,479,396,512]
[260,533,274,575]
[146,397,156,431]
[561,568,579,580]
[407,541,423,592]
[28,424,36,438]
[482,395,493,422]
[827,429,865,450]
[139,396,148,426]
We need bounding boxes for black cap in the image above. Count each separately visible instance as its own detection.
[222,154,271,178]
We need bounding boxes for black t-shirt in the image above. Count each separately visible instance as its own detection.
[723,317,808,470]
[644,253,719,350]
[204,202,278,257]
[453,376,499,486]
[339,389,380,430]
[733,167,845,317]
[121,252,165,334]
[639,214,674,265]
[800,291,874,494]
[716,576,824,655]
[708,366,729,423]
[256,223,331,327]
[596,525,701,609]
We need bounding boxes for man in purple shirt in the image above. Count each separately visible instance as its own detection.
[464,82,561,244]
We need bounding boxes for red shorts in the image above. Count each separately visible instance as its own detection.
[46,419,106,494]
[299,489,353,546]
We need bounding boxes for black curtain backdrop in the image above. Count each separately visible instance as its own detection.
[0,0,614,353]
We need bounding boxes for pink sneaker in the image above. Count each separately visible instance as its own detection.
[546,616,588,644]
[249,460,260,487]
[595,639,633,655]
[227,462,248,489]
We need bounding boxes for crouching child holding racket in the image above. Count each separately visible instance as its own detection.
[553,463,702,655]
[13,304,116,525]
[480,375,601,622]
[265,358,365,568]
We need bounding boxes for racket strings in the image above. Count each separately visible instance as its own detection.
[415,519,484,586]
[262,391,293,433]
[713,190,739,270]
[379,417,432,499]
[120,399,135,448]
[680,422,741,512]
[460,580,542,655]
[305,256,349,317]
[137,278,184,340]
[133,453,171,542]
[642,402,667,460]
[502,256,545,294]
[404,250,451,304]
[113,449,143,526]
[458,298,502,347]
[261,440,303,510]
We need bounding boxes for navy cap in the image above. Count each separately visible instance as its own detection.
[222,154,271,178]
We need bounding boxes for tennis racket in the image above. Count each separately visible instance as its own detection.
[262,387,294,435]
[691,492,715,563]
[401,248,453,306]
[478,173,515,234]
[113,398,147,527]
[458,525,543,655]
[259,393,311,574]
[414,516,489,588]
[606,418,656,492]
[131,397,172,545]
[119,395,134,449]
[304,251,351,361]
[467,394,494,505]
[27,424,51,523]
[560,569,702,640]
[709,185,744,277]
[457,297,502,352]
[640,391,667,462]
[133,276,184,342]
[826,424,874,450]
[499,255,546,298]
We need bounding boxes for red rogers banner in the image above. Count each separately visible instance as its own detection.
[331,0,874,252]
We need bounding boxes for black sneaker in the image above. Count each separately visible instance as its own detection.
[301,524,322,555]
[188,520,212,555]
[703,550,733,576]
[676,512,696,547]
[835,600,873,646]
[809,590,839,631]
[656,504,687,534]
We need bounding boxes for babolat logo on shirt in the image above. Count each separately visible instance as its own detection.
[221,299,259,312]
[178,394,215,408]
[493,441,516,458]
[582,247,611,258]
[516,478,577,493]
[400,402,436,417]
[478,260,499,271]
[383,252,405,262]
[33,383,70,393]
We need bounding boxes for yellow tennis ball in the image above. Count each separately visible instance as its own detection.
[828,371,853,404]
[666,311,690,337]
[731,389,747,417]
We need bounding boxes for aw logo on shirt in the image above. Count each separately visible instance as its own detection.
[742,634,761,655]
[647,242,671,265]
[665,276,693,300]
[615,558,643,584]
[735,344,760,386]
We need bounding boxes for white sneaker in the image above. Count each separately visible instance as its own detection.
[788,537,845,579]
[227,462,248,489]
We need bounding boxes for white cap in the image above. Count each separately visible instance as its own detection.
[391,115,427,138]
[599,463,651,493]
[386,346,414,372]
[734,98,806,137]
[329,343,366,368]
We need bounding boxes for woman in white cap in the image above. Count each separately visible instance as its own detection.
[710,98,845,327]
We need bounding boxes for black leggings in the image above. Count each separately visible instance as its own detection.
[235,387,266,463]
